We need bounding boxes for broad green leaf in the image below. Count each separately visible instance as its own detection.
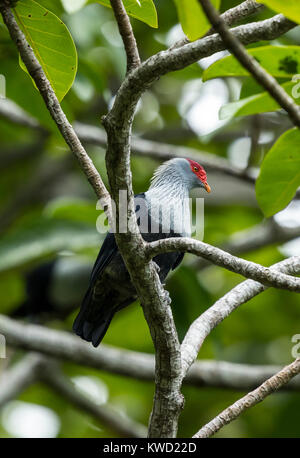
[0,218,101,273]
[240,77,265,99]
[256,128,300,217]
[239,77,289,99]
[13,0,78,101]
[203,46,300,81]
[174,0,220,41]
[220,80,300,119]
[257,0,300,24]
[90,0,158,28]
[37,0,64,16]
[44,197,100,225]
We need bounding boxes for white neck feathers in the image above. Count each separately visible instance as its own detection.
[145,161,192,236]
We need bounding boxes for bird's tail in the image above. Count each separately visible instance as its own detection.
[72,288,116,347]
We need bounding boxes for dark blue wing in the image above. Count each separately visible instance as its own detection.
[89,193,146,285]
[89,231,117,285]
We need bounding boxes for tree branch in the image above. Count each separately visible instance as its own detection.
[170,0,265,49]
[1,0,299,439]
[198,0,300,127]
[2,104,300,200]
[192,219,300,271]
[102,118,184,437]
[0,98,43,130]
[0,2,112,222]
[0,352,146,437]
[1,315,300,391]
[181,256,300,376]
[41,360,147,438]
[0,353,42,408]
[109,0,140,73]
[186,359,300,391]
[193,358,300,438]
[146,238,300,292]
[74,122,255,184]
[106,14,296,129]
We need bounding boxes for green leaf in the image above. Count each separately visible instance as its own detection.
[44,197,100,225]
[257,0,300,24]
[91,0,158,28]
[240,76,289,99]
[203,46,300,81]
[13,0,78,101]
[256,128,300,217]
[174,0,220,41]
[0,217,101,273]
[220,80,300,119]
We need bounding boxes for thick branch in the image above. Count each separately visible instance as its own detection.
[109,0,140,72]
[181,256,300,376]
[103,124,184,437]
[146,238,300,292]
[1,315,300,391]
[0,3,112,221]
[193,358,300,438]
[198,0,300,127]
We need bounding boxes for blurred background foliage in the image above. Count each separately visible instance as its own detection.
[0,0,300,438]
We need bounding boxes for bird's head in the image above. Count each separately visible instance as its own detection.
[149,157,211,195]
[186,158,211,193]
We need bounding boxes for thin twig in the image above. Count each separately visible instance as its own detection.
[170,0,265,49]
[108,14,296,129]
[109,0,140,72]
[193,358,300,438]
[198,0,300,127]
[181,256,300,376]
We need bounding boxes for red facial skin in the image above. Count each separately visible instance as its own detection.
[186,159,211,193]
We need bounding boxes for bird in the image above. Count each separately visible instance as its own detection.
[73,157,211,347]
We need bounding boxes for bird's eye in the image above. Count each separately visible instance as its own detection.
[193,166,198,172]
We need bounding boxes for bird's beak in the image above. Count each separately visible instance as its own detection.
[204,182,211,193]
